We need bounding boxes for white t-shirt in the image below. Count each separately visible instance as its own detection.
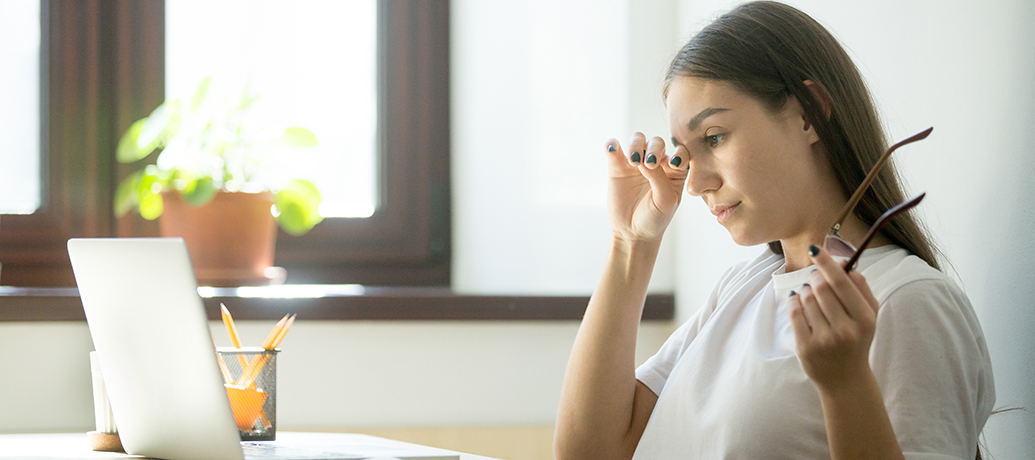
[633,245,995,460]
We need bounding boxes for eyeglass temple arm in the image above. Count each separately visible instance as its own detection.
[832,127,933,231]
[843,192,926,272]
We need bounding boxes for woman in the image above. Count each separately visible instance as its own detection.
[554,2,995,459]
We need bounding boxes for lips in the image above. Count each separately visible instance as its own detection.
[711,202,740,224]
[710,203,739,217]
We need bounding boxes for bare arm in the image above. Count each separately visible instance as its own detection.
[555,134,686,460]
[819,371,905,460]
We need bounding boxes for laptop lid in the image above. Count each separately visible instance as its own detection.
[69,238,244,460]
[70,238,460,460]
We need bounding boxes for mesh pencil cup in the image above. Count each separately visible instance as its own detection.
[216,347,279,441]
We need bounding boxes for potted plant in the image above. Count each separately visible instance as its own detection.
[114,77,323,285]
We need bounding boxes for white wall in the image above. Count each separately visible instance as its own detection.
[673,0,1035,457]
[451,0,680,295]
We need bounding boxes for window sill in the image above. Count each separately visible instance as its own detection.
[0,286,675,322]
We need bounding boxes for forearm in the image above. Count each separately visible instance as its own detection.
[555,238,661,459]
[819,370,905,460]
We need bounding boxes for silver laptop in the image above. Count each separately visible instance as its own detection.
[69,238,459,460]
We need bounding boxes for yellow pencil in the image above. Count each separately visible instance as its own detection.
[268,314,296,350]
[220,303,248,368]
[237,313,291,386]
[260,314,291,350]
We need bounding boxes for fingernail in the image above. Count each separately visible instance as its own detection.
[646,154,657,164]
[631,152,641,163]
[608,145,616,152]
[788,290,796,297]
[670,156,682,167]
[802,283,810,289]
[808,244,820,257]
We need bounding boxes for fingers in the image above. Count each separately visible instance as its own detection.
[796,285,829,332]
[665,144,689,174]
[848,270,879,315]
[642,136,666,170]
[606,134,688,212]
[803,277,850,328]
[640,137,679,210]
[788,292,812,342]
[604,138,637,177]
[807,244,874,320]
[627,132,647,167]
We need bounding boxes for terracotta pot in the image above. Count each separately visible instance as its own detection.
[159,191,278,286]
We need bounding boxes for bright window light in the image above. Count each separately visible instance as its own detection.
[0,0,41,215]
[166,0,378,218]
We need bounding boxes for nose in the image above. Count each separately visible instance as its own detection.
[685,156,721,197]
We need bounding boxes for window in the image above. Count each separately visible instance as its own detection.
[0,0,42,215]
[0,0,450,287]
[165,0,379,219]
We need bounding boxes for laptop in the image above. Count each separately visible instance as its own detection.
[69,238,460,460]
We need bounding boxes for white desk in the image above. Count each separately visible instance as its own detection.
[0,432,502,460]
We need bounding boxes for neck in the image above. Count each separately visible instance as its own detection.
[780,213,891,272]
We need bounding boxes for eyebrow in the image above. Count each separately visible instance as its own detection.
[686,107,730,132]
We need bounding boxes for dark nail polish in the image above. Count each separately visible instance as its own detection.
[808,244,820,257]
[802,283,810,288]
[608,145,616,152]
[631,152,641,163]
[670,156,682,167]
[788,290,796,297]
[646,154,657,164]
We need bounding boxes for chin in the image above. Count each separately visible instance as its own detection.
[726,227,770,247]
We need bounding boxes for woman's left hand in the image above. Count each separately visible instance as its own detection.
[789,244,881,393]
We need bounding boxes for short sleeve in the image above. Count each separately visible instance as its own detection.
[869,278,995,460]
[635,268,730,396]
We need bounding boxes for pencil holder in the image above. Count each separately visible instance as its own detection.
[216,348,278,441]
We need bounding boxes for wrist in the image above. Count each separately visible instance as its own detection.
[606,237,662,281]
[816,365,879,402]
[610,235,663,256]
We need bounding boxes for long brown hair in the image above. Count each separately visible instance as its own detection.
[663,1,942,271]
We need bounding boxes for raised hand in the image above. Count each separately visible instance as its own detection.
[788,244,881,392]
[605,133,689,244]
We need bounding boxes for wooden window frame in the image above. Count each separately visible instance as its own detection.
[0,0,677,323]
[0,0,450,287]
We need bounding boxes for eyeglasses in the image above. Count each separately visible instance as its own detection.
[822,127,933,271]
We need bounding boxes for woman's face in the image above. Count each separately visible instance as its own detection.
[666,76,836,246]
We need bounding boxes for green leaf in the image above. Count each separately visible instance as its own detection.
[137,100,179,151]
[191,77,211,113]
[136,166,170,220]
[239,91,260,110]
[275,179,323,236]
[181,176,218,207]
[139,192,164,221]
[113,170,145,217]
[279,127,318,147]
[116,119,153,163]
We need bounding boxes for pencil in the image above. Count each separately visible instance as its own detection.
[260,314,291,350]
[220,303,248,368]
[269,314,296,350]
[237,313,292,386]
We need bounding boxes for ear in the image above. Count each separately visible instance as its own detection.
[801,80,832,145]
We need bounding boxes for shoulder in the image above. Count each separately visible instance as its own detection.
[863,249,986,348]
[860,248,961,305]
